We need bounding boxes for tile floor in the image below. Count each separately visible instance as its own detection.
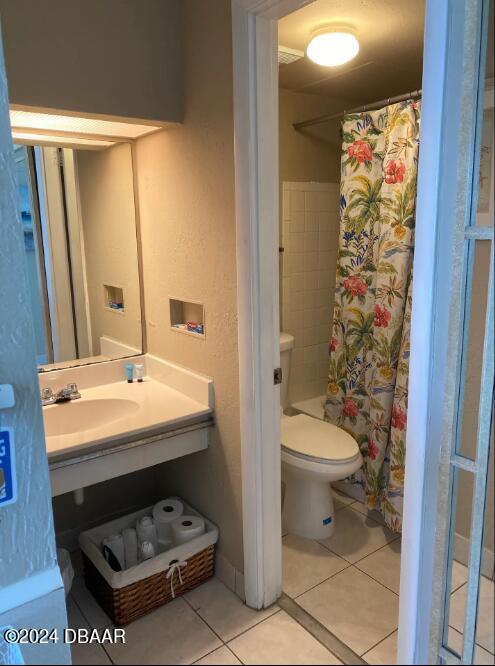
[66,556,342,665]
[281,489,494,665]
[65,492,494,665]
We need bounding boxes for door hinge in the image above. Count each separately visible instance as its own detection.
[274,367,282,385]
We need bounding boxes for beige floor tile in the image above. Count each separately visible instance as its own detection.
[348,502,387,527]
[282,534,349,598]
[450,577,494,653]
[319,507,399,564]
[332,488,355,506]
[333,489,355,512]
[194,646,242,665]
[71,576,112,630]
[355,540,402,593]
[447,627,495,665]
[333,497,350,512]
[66,598,112,665]
[297,567,399,656]
[451,560,468,592]
[105,597,221,665]
[228,610,342,665]
[71,640,112,666]
[66,597,87,630]
[362,630,397,665]
[70,549,84,577]
[185,577,278,642]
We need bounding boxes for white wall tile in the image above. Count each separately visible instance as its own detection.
[305,211,319,232]
[282,181,340,404]
[291,190,305,212]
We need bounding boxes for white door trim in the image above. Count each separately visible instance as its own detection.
[232,0,314,610]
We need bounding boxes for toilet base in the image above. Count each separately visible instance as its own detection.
[282,475,335,540]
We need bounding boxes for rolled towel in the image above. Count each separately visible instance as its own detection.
[136,516,158,555]
[171,515,206,545]
[102,534,125,570]
[140,540,155,561]
[153,498,183,544]
[122,527,138,568]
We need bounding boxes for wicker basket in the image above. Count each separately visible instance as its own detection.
[79,499,218,626]
[82,545,214,625]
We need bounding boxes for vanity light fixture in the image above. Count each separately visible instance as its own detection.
[9,108,163,142]
[307,28,359,67]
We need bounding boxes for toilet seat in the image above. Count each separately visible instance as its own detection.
[281,414,360,465]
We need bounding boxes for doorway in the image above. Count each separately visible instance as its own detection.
[232,0,494,663]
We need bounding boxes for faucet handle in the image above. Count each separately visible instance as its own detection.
[41,387,53,400]
[67,382,78,393]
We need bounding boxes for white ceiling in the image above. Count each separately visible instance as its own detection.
[278,0,425,104]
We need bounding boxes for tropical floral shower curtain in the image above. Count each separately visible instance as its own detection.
[325,100,420,532]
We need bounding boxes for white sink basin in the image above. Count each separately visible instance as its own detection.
[43,398,140,438]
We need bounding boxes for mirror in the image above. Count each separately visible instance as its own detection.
[13,141,143,371]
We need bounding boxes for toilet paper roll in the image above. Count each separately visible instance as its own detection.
[171,515,206,545]
[136,516,158,555]
[102,534,125,570]
[122,527,138,569]
[140,540,155,561]
[153,498,184,543]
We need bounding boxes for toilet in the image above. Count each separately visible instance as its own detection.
[280,332,363,540]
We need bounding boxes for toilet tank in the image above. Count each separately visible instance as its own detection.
[279,332,295,410]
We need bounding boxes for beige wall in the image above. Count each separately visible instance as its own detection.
[77,143,142,354]
[0,0,183,123]
[279,88,345,189]
[134,0,242,570]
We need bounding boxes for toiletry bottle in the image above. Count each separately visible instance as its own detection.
[135,364,144,383]
[125,364,134,383]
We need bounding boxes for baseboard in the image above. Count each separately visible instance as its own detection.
[455,532,495,580]
[215,550,245,602]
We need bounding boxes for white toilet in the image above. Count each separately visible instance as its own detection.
[280,332,363,540]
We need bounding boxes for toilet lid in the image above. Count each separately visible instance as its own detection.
[281,414,359,463]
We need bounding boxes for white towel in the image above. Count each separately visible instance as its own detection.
[140,540,155,561]
[136,516,158,555]
[102,534,125,570]
[122,527,138,568]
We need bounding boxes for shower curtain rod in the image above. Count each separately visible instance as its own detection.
[293,89,422,131]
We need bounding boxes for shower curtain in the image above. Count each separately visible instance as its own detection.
[325,100,420,532]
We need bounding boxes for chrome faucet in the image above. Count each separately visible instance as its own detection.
[41,383,81,406]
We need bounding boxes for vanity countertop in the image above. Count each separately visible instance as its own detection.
[44,377,213,464]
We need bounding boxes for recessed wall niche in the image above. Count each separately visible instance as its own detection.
[169,298,205,338]
[104,284,125,314]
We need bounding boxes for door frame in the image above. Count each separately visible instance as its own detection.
[231,0,484,662]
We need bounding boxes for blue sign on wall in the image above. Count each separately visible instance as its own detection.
[0,429,16,507]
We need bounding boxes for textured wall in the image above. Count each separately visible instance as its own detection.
[0,0,183,123]
[134,0,243,570]
[77,143,142,354]
[0,32,68,663]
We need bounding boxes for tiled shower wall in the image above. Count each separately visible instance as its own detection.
[281,181,340,404]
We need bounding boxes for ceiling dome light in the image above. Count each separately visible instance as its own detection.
[307,30,359,67]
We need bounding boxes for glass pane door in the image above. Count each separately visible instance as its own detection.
[438,0,494,663]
